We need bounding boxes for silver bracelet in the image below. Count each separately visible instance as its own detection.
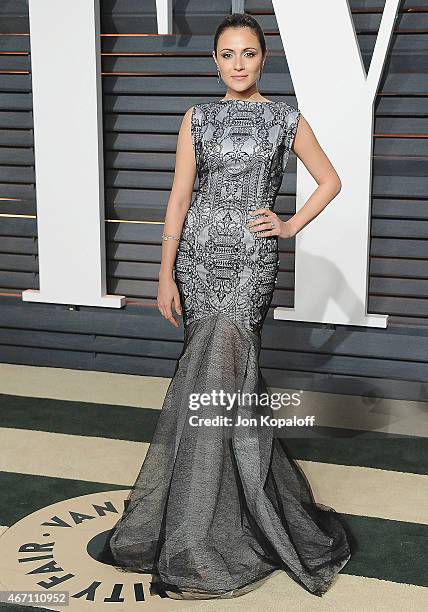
[161,233,181,242]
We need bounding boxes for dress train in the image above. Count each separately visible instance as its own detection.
[102,313,352,598]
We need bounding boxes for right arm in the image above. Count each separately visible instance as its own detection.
[157,106,197,327]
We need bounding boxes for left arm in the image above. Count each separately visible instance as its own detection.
[248,114,341,239]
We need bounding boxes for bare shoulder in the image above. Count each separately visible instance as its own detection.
[180,105,197,128]
[184,105,195,117]
[177,107,194,136]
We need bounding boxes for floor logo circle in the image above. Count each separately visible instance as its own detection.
[0,490,175,610]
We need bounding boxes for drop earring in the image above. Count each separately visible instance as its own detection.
[217,67,221,83]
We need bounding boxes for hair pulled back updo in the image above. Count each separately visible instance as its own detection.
[213,13,266,56]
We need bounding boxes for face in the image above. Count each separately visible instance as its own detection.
[213,27,265,96]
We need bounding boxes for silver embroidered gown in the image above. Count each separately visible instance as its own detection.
[103,99,352,599]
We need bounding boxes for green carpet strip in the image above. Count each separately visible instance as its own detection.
[0,471,128,527]
[0,393,426,475]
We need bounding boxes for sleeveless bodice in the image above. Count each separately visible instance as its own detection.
[175,99,300,332]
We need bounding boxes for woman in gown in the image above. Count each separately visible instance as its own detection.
[102,12,352,600]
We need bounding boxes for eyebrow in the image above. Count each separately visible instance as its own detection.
[219,47,258,52]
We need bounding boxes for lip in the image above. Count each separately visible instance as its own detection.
[232,75,247,80]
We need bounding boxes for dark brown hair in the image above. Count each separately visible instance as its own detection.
[213,13,266,56]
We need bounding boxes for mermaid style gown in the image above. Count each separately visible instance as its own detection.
[103,99,352,599]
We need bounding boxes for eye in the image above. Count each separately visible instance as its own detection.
[222,53,232,59]
[245,52,256,57]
